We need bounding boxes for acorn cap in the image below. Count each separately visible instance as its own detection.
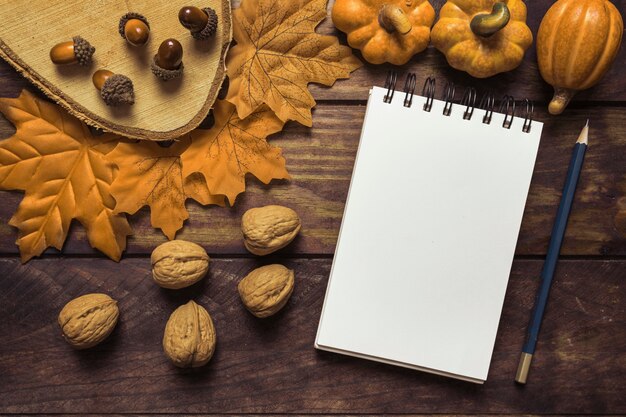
[151,55,184,81]
[101,74,135,106]
[72,36,95,66]
[191,7,218,40]
[118,12,150,39]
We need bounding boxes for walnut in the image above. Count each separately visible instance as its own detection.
[58,293,119,349]
[151,240,210,289]
[241,205,301,255]
[238,264,295,318]
[163,301,216,367]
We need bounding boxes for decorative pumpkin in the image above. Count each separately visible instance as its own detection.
[537,0,624,115]
[332,0,435,65]
[431,0,533,78]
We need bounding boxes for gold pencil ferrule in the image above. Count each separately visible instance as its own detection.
[515,352,533,384]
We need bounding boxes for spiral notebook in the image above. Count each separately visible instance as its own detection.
[315,73,543,384]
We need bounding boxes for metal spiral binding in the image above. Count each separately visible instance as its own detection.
[499,95,516,129]
[522,99,534,133]
[442,82,456,116]
[383,71,397,104]
[378,74,534,132]
[460,87,477,120]
[403,73,417,108]
[422,77,436,112]
[478,91,495,124]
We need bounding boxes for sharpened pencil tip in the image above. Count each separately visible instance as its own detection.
[577,120,589,145]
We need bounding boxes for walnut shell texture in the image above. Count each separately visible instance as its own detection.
[238,264,295,318]
[58,293,119,349]
[151,240,210,289]
[163,300,216,368]
[241,205,301,256]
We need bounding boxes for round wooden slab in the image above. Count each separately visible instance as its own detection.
[0,0,231,141]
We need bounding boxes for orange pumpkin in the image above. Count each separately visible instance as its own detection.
[332,0,435,65]
[431,0,533,78]
[537,0,624,115]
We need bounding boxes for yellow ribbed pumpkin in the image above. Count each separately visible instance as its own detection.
[431,0,533,78]
[331,0,435,65]
[537,0,624,115]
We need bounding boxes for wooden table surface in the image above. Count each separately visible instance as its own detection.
[1,1,625,415]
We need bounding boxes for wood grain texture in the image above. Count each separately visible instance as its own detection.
[1,0,625,415]
[306,0,626,102]
[0,258,624,414]
[0,104,624,257]
[2,0,626,105]
[0,0,231,140]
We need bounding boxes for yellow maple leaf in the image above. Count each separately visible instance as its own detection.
[108,139,225,240]
[0,90,132,262]
[181,100,287,205]
[226,0,362,127]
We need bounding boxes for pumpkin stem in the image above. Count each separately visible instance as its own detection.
[470,2,510,37]
[549,88,577,115]
[378,4,412,35]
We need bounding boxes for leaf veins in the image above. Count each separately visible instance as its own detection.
[107,139,225,240]
[226,0,362,127]
[181,100,288,205]
[0,90,132,262]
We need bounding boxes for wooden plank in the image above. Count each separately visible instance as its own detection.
[1,105,625,257]
[309,0,626,102]
[248,0,626,102]
[0,415,620,417]
[2,0,626,103]
[2,415,620,417]
[0,258,624,414]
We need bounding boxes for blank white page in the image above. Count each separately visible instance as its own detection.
[315,86,543,383]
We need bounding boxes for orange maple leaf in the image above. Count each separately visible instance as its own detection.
[107,139,225,240]
[226,0,362,127]
[181,100,287,205]
[0,90,132,262]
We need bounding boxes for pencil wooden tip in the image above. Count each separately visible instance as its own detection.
[577,121,589,145]
[515,352,533,384]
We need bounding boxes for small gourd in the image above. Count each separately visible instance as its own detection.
[431,0,533,78]
[331,0,435,65]
[537,0,624,115]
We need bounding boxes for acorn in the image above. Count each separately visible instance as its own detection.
[178,6,218,40]
[92,69,135,106]
[49,36,95,66]
[151,39,184,81]
[118,12,150,46]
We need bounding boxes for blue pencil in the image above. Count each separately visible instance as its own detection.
[515,121,589,384]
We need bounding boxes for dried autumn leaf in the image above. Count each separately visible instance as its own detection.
[181,100,287,205]
[108,139,225,240]
[226,0,362,127]
[0,90,132,262]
